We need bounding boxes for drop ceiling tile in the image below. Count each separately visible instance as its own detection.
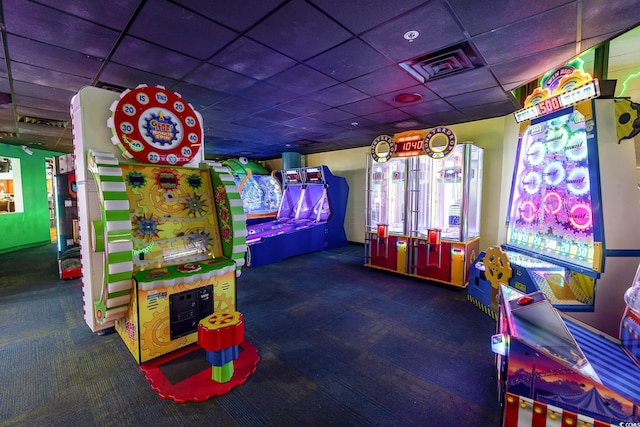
[399,98,453,116]
[98,62,176,90]
[416,110,466,127]
[11,81,76,103]
[11,62,92,93]
[490,43,578,87]
[338,97,393,116]
[3,0,119,58]
[307,84,369,107]
[237,82,298,106]
[447,0,570,36]
[347,66,419,97]
[37,0,140,29]
[253,108,298,123]
[247,1,352,61]
[184,63,257,94]
[446,86,512,109]
[232,116,276,129]
[174,0,283,32]
[312,0,426,34]
[333,116,377,130]
[582,0,640,39]
[210,96,266,116]
[361,2,466,63]
[363,108,413,124]
[275,97,330,115]
[266,64,339,95]
[472,3,577,65]
[209,37,297,80]
[7,35,103,78]
[425,68,500,97]
[111,36,201,79]
[309,108,356,123]
[169,82,230,111]
[130,0,239,60]
[460,100,518,120]
[305,39,392,81]
[13,94,69,113]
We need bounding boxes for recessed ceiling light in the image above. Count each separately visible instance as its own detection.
[351,122,359,127]
[394,93,423,104]
[404,30,419,42]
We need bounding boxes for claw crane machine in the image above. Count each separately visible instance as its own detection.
[365,127,483,288]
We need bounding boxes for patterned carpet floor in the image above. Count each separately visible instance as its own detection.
[0,243,502,426]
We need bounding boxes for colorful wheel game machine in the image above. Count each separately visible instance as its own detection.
[53,153,81,279]
[468,62,640,334]
[245,165,349,267]
[364,127,483,288]
[222,157,282,225]
[70,84,258,402]
[490,274,640,426]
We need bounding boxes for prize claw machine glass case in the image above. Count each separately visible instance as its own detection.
[365,128,483,288]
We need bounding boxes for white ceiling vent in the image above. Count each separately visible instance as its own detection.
[400,41,483,83]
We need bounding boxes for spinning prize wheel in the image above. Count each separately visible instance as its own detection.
[107,84,203,166]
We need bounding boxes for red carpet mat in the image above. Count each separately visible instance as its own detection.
[139,340,259,403]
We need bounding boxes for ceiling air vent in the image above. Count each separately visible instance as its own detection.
[400,41,483,83]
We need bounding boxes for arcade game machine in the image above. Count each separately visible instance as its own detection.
[222,157,282,225]
[364,127,483,288]
[245,165,349,267]
[70,84,258,402]
[468,63,640,333]
[490,273,640,426]
[53,153,81,279]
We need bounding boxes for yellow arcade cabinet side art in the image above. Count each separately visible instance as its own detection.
[71,85,247,364]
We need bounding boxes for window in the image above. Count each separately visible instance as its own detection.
[0,156,23,213]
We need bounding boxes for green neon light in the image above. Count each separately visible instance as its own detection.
[619,71,640,97]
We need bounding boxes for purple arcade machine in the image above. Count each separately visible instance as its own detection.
[245,165,348,267]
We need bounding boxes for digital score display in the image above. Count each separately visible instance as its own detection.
[514,80,600,123]
[394,134,424,157]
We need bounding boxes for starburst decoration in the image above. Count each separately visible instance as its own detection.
[132,213,162,240]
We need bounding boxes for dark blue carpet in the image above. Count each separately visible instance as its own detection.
[0,242,502,426]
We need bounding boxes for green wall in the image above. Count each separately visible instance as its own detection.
[0,143,63,254]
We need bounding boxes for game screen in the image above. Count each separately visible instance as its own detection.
[236,174,282,216]
[284,169,302,185]
[304,167,324,183]
[505,105,600,271]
